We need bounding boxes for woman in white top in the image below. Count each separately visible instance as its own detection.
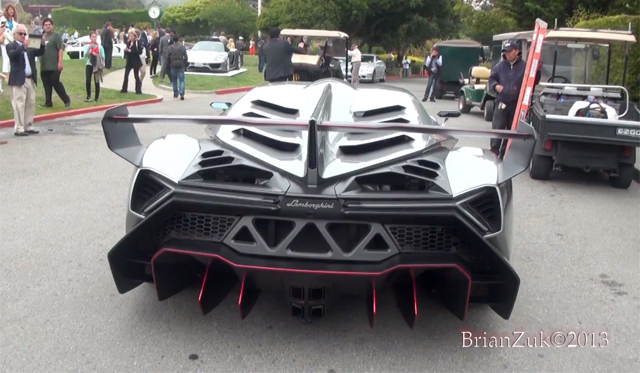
[0,5,18,90]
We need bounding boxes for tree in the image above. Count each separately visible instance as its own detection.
[20,0,146,10]
[163,0,257,37]
[454,1,518,45]
[256,0,458,51]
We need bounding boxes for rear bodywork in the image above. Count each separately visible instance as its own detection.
[102,78,537,326]
[528,28,640,188]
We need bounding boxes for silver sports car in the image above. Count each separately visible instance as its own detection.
[337,54,387,83]
[101,78,536,327]
[186,41,241,73]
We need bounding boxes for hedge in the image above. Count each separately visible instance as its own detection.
[51,7,150,30]
[575,15,640,103]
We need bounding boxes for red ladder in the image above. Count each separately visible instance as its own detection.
[504,18,548,157]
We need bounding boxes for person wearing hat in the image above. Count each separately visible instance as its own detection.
[487,39,527,158]
[422,46,442,102]
[236,36,245,67]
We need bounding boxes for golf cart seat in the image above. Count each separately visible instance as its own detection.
[470,66,491,90]
[539,87,623,116]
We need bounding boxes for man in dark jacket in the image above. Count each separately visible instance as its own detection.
[168,34,188,100]
[7,25,46,136]
[488,39,526,157]
[263,27,305,82]
[158,28,173,83]
[257,36,266,73]
[101,22,113,69]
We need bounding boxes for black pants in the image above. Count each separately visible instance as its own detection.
[423,73,440,100]
[150,52,159,76]
[122,64,142,94]
[104,46,113,69]
[267,75,292,82]
[491,101,517,156]
[85,65,100,100]
[41,70,70,106]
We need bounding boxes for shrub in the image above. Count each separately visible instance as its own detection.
[52,7,149,30]
[575,15,640,103]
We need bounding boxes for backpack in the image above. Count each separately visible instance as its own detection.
[575,102,608,119]
[169,45,186,69]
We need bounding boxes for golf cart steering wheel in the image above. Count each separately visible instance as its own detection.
[547,75,571,84]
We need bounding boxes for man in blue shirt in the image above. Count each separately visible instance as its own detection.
[422,46,442,102]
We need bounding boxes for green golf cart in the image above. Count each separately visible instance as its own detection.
[458,31,535,121]
[431,39,485,99]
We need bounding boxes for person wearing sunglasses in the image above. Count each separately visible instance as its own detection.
[6,24,46,136]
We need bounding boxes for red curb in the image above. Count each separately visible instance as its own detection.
[215,86,256,95]
[0,97,163,128]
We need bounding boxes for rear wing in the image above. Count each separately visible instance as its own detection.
[101,105,537,185]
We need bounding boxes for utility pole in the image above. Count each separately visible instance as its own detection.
[257,0,262,38]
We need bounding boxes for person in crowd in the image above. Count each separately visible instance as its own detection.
[257,36,266,73]
[120,30,142,94]
[73,29,79,39]
[402,56,411,78]
[263,27,305,82]
[83,31,104,102]
[32,18,43,35]
[348,43,362,84]
[158,27,173,83]
[249,37,255,55]
[135,29,147,83]
[1,5,18,92]
[229,38,236,50]
[40,18,71,110]
[101,22,114,69]
[149,31,160,78]
[7,24,46,136]
[422,46,442,102]
[168,33,188,100]
[62,30,69,44]
[236,36,245,66]
[219,31,228,46]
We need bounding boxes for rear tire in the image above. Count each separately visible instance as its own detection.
[609,164,634,189]
[484,100,494,121]
[529,154,554,180]
[458,93,471,113]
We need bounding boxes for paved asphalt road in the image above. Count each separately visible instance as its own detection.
[1,79,639,373]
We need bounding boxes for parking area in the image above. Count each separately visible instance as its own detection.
[1,79,638,372]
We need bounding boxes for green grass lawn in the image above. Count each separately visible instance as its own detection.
[153,54,266,91]
[1,58,155,121]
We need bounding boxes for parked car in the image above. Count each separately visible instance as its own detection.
[66,35,125,60]
[335,53,387,83]
[186,40,241,73]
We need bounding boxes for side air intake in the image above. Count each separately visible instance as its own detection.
[199,164,274,185]
[464,188,502,233]
[130,171,171,215]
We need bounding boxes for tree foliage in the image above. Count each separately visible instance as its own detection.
[20,0,145,11]
[162,0,256,37]
[256,0,457,51]
[453,0,518,45]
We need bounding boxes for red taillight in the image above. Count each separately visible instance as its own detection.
[543,140,553,151]
[623,146,632,158]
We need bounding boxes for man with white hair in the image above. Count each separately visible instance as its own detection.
[7,24,46,136]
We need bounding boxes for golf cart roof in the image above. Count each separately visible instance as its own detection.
[436,39,482,47]
[280,29,349,39]
[493,31,534,41]
[545,28,636,44]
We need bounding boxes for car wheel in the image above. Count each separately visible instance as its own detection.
[381,71,386,82]
[609,164,634,189]
[371,71,376,84]
[483,100,494,121]
[529,154,554,180]
[458,93,472,113]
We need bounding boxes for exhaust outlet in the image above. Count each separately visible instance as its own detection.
[309,306,324,322]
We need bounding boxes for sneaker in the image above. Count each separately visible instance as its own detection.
[85,97,92,102]
[65,101,72,110]
[180,94,184,101]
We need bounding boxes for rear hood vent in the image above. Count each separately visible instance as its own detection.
[353,105,406,118]
[251,99,299,115]
[195,150,274,186]
[340,135,413,155]
[233,128,300,152]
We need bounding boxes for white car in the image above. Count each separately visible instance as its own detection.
[66,35,126,60]
[186,40,241,73]
[337,54,387,83]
